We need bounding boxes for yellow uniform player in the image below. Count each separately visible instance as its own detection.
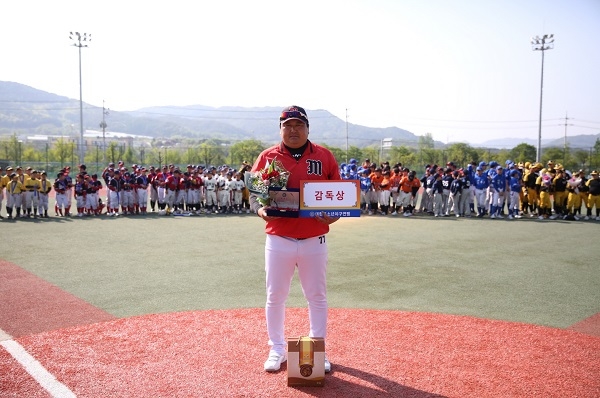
[585,171,600,221]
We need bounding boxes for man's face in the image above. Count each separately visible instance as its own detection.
[280,119,309,149]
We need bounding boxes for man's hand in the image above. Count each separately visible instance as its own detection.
[314,212,339,225]
[257,207,277,221]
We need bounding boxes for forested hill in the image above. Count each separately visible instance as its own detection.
[0,81,423,148]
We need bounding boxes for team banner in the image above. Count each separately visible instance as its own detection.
[299,180,361,218]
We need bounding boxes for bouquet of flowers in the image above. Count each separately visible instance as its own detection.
[245,157,290,206]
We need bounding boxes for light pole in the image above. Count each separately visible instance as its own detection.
[69,31,91,165]
[531,33,554,163]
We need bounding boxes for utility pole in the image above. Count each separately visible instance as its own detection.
[558,112,573,166]
[69,32,91,165]
[345,108,349,164]
[99,100,109,163]
[531,33,554,163]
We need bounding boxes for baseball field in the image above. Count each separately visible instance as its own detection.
[1,210,599,397]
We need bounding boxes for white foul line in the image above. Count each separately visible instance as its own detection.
[1,339,77,398]
[0,328,12,341]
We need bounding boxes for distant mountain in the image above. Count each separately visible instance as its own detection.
[0,81,425,148]
[2,81,597,150]
[477,135,600,150]
[131,105,424,147]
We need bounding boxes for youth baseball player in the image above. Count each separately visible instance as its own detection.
[231,172,246,213]
[0,167,6,219]
[203,171,218,213]
[38,171,52,218]
[6,173,24,219]
[53,173,69,217]
[24,170,42,218]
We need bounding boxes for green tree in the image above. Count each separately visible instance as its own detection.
[446,143,478,168]
[22,146,42,162]
[229,139,265,166]
[51,138,72,168]
[184,146,201,165]
[418,133,435,150]
[509,143,537,164]
[491,149,511,165]
[321,144,346,164]
[362,146,380,165]
[572,149,590,171]
[420,148,438,167]
[199,140,225,167]
[123,146,135,164]
[4,134,21,164]
[418,133,437,168]
[593,138,600,170]
[346,146,363,164]
[389,145,418,168]
[541,147,564,167]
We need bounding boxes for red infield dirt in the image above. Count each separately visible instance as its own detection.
[1,261,599,397]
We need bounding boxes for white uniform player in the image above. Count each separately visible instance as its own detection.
[221,174,234,213]
[136,170,149,214]
[38,172,52,218]
[216,173,228,213]
[204,173,218,213]
[231,173,246,213]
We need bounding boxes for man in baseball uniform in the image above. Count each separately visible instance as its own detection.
[250,105,340,374]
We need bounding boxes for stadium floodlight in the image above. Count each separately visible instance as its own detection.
[69,32,91,164]
[531,33,554,162]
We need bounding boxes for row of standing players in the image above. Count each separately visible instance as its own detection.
[348,160,600,221]
[0,163,255,219]
[102,164,252,216]
[3,160,600,220]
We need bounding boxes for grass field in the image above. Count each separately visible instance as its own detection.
[2,211,598,330]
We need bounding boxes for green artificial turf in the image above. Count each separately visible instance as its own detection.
[2,213,599,329]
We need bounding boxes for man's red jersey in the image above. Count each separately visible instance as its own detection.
[165,175,179,191]
[251,141,340,239]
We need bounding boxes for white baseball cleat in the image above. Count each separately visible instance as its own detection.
[264,351,287,372]
[324,354,331,373]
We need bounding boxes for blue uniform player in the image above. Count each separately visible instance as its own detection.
[473,167,490,217]
[489,166,507,219]
[359,169,373,214]
[508,170,522,219]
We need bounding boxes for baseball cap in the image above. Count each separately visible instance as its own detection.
[280,105,309,127]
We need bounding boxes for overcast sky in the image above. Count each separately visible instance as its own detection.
[2,0,599,145]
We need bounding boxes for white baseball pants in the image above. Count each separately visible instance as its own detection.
[264,234,328,354]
